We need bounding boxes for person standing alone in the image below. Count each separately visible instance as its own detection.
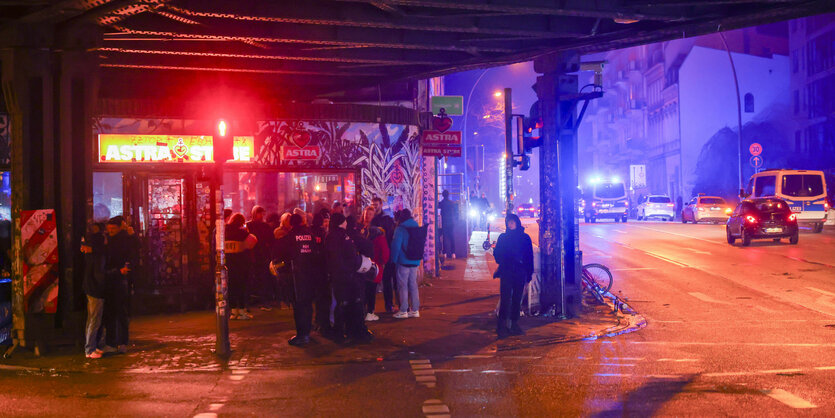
[438,190,459,259]
[492,214,533,339]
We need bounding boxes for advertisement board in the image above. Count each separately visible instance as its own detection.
[98,134,254,163]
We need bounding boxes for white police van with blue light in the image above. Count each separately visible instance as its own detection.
[584,177,629,223]
[744,169,828,233]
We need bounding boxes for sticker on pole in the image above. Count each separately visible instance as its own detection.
[749,142,763,156]
[21,209,59,314]
[749,155,763,168]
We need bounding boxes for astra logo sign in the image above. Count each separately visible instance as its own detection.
[280,130,321,161]
[98,134,254,163]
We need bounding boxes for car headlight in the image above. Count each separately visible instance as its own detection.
[469,209,478,218]
[487,214,496,222]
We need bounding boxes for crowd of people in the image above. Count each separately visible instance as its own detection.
[82,192,535,356]
[219,197,426,346]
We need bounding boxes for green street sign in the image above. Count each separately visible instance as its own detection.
[431,96,464,116]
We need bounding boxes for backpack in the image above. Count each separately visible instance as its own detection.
[404,225,428,261]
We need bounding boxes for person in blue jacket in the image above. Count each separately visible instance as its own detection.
[390,209,422,319]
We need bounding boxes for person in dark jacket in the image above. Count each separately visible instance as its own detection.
[438,190,459,259]
[492,213,534,339]
[226,213,257,320]
[324,213,372,343]
[310,211,333,335]
[275,213,318,346]
[247,206,277,310]
[359,206,390,321]
[81,224,107,358]
[102,217,139,354]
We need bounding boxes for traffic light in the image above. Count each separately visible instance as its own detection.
[213,119,234,163]
[518,101,542,170]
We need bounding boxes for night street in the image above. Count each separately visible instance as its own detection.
[1,223,833,416]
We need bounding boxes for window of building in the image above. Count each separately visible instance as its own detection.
[793,90,799,114]
[744,93,754,113]
[93,172,123,222]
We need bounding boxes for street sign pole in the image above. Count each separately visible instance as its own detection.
[504,88,514,215]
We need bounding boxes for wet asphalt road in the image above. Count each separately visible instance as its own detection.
[3,221,835,417]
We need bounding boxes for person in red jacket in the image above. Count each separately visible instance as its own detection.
[359,205,390,321]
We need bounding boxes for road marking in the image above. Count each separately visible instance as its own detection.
[422,399,451,417]
[598,363,636,367]
[657,358,699,362]
[807,287,835,297]
[454,354,492,359]
[631,225,720,245]
[754,305,779,314]
[416,375,437,382]
[612,267,658,271]
[688,292,731,304]
[594,373,631,377]
[814,366,835,370]
[703,371,750,377]
[482,370,517,374]
[759,369,803,374]
[630,341,835,347]
[685,248,711,255]
[432,369,472,373]
[645,251,689,267]
[763,389,816,409]
[603,357,645,361]
[503,356,541,360]
[410,359,431,364]
[413,369,436,376]
[412,364,433,370]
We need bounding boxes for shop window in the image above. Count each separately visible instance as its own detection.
[93,172,123,222]
[223,171,357,219]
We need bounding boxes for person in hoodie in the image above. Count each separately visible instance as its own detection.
[324,213,373,343]
[390,209,422,319]
[492,213,534,339]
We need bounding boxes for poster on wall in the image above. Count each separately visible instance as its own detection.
[21,209,59,314]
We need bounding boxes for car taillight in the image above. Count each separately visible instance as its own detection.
[725,208,732,214]
[826,201,830,210]
[592,202,597,207]
[745,215,757,224]
[698,207,705,212]
[788,213,797,222]
[667,203,675,207]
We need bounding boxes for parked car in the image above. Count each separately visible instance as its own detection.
[682,195,733,224]
[726,197,798,246]
[636,195,675,221]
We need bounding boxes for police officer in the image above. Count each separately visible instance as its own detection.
[275,213,317,346]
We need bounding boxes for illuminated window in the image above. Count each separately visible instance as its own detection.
[744,93,754,113]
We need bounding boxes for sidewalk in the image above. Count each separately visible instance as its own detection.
[0,233,641,374]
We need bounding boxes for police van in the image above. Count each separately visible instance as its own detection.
[583,179,629,223]
[745,169,829,233]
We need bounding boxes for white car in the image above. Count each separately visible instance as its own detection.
[636,195,675,221]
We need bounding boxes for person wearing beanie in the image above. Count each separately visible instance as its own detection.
[492,213,534,339]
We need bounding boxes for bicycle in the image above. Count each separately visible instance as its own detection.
[581,263,614,304]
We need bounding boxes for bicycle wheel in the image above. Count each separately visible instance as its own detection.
[583,263,613,294]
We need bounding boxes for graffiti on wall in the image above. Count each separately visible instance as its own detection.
[254,121,422,211]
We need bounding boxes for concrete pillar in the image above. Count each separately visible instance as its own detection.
[534,52,582,317]
[0,22,100,347]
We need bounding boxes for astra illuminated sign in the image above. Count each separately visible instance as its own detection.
[98,134,255,163]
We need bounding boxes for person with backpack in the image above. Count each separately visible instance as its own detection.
[492,213,534,339]
[390,209,425,319]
